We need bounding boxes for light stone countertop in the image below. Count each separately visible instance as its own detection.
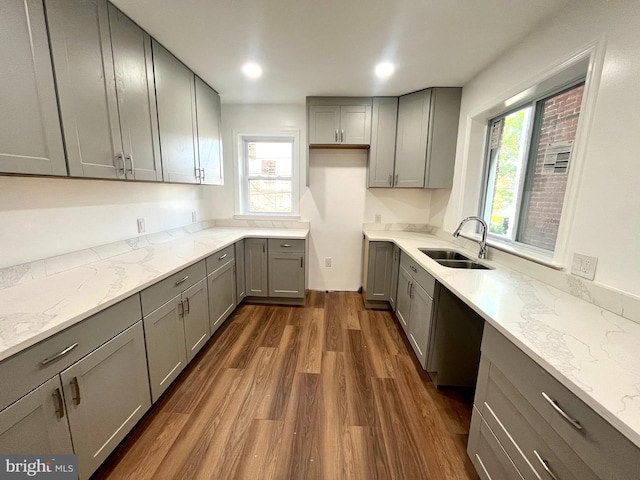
[0,227,308,363]
[364,227,640,450]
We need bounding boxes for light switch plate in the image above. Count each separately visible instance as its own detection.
[571,253,597,280]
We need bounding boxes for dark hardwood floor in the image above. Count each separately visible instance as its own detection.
[93,291,479,479]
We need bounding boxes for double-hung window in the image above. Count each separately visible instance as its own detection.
[481,81,585,253]
[239,135,296,215]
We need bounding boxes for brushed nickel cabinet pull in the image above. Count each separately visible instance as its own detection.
[175,275,189,286]
[184,297,190,315]
[410,265,417,273]
[201,168,205,181]
[52,388,64,419]
[281,244,292,248]
[300,257,304,268]
[115,153,125,174]
[542,392,582,430]
[125,153,134,175]
[41,343,79,366]
[71,377,81,405]
[335,129,339,142]
[178,300,184,318]
[218,253,227,260]
[533,450,558,480]
[341,129,344,142]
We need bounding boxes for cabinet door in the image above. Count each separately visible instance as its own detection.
[46,0,124,179]
[182,278,210,362]
[368,97,398,187]
[395,266,412,334]
[143,295,187,402]
[195,76,224,185]
[340,104,372,145]
[425,88,462,188]
[308,106,340,144]
[394,90,431,188]
[153,41,199,184]
[108,4,162,182]
[0,0,66,176]
[389,245,400,311]
[245,238,268,297]
[268,252,305,298]
[235,240,246,302]
[0,376,73,454]
[408,281,433,369]
[207,261,236,336]
[61,322,150,479]
[365,242,393,302]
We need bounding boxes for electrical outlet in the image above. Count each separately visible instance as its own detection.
[192,211,197,223]
[571,253,597,280]
[375,214,382,224]
[325,257,332,267]
[136,218,145,234]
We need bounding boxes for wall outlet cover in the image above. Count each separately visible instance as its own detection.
[325,257,332,267]
[571,253,597,280]
[192,211,197,223]
[137,218,145,234]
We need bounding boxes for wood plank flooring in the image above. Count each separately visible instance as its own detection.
[93,291,479,479]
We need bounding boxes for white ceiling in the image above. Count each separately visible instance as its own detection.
[111,0,572,104]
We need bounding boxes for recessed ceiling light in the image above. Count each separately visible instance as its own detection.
[242,62,262,79]
[375,62,395,79]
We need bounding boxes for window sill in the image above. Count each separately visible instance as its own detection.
[234,214,301,221]
[458,233,564,270]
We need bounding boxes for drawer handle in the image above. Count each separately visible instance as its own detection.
[218,253,228,260]
[41,343,79,366]
[281,244,292,248]
[52,388,65,419]
[533,450,558,480]
[175,275,189,286]
[410,265,417,273]
[542,392,582,430]
[71,376,81,405]
[184,297,190,315]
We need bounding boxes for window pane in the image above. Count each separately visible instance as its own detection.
[249,180,292,213]
[518,84,584,250]
[485,106,533,238]
[247,141,293,177]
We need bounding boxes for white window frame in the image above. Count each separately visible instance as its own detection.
[235,130,300,218]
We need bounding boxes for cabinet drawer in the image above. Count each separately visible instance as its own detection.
[267,238,305,253]
[472,415,524,480]
[206,245,234,275]
[140,260,205,315]
[478,357,597,480]
[482,324,640,480]
[400,251,435,295]
[0,294,141,411]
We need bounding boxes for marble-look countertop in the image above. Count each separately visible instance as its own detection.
[0,227,308,363]
[364,228,640,450]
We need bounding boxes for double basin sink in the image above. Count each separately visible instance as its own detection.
[419,249,493,270]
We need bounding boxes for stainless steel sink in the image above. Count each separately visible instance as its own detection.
[419,249,493,270]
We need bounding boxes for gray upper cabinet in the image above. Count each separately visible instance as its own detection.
[107,4,162,181]
[394,88,461,188]
[195,77,224,185]
[46,0,122,179]
[308,99,372,146]
[0,0,66,176]
[153,41,199,184]
[47,0,161,181]
[368,97,398,187]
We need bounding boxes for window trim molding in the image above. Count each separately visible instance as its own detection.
[233,129,300,217]
[467,39,606,267]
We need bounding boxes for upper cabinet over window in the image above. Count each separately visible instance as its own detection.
[0,0,66,176]
[46,0,162,181]
[307,98,372,146]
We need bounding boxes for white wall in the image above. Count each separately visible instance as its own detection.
[0,176,213,268]
[216,104,432,291]
[434,0,640,297]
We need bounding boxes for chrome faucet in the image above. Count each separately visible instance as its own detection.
[453,216,488,259]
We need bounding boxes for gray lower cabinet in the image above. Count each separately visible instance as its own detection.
[153,40,199,184]
[245,238,269,297]
[195,76,224,185]
[61,321,150,479]
[368,97,399,187]
[46,0,161,181]
[395,254,435,369]
[182,279,210,362]
[364,241,393,303]
[0,376,74,455]
[393,88,461,188]
[469,324,640,480]
[389,245,400,311]
[207,259,237,336]
[268,252,305,298]
[235,240,246,303]
[0,0,66,176]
